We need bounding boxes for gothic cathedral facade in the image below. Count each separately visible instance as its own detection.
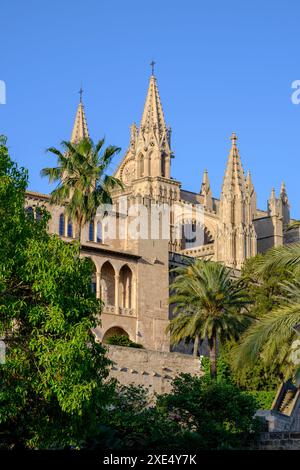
[25,72,298,354]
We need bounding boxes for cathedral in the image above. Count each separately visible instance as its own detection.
[25,71,299,384]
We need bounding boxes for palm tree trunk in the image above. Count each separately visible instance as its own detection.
[209,333,217,379]
[193,334,199,357]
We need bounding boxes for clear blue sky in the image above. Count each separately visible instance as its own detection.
[1,0,300,216]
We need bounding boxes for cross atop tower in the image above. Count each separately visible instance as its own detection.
[230,131,238,145]
[150,60,156,76]
[79,85,83,103]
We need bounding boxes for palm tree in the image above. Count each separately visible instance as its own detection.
[253,242,300,275]
[167,259,251,379]
[233,244,300,379]
[41,137,123,246]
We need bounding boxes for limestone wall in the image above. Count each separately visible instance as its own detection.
[107,345,202,395]
[257,432,300,450]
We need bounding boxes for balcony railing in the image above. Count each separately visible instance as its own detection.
[103,304,136,317]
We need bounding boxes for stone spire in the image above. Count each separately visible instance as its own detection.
[245,170,256,221]
[200,169,213,211]
[140,75,168,138]
[280,182,290,226]
[115,69,177,194]
[138,73,171,156]
[221,132,246,196]
[268,187,286,245]
[280,181,289,205]
[70,89,89,143]
[246,171,254,195]
[132,72,172,179]
[216,133,257,268]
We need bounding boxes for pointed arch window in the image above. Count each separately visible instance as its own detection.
[138,154,144,178]
[89,220,94,241]
[26,206,34,217]
[59,214,65,236]
[97,222,103,243]
[67,219,73,238]
[36,207,42,222]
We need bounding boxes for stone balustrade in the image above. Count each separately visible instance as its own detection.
[103,304,136,317]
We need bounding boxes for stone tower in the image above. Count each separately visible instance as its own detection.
[267,183,290,246]
[115,72,181,250]
[216,132,257,269]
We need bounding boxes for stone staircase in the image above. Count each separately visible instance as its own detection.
[256,381,300,433]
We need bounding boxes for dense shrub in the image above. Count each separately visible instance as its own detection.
[95,374,261,451]
[106,334,144,348]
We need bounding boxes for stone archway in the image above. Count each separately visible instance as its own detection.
[100,261,115,306]
[119,264,133,309]
[102,326,129,343]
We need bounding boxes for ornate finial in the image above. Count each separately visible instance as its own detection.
[270,187,276,199]
[150,60,156,76]
[79,85,83,103]
[230,132,238,145]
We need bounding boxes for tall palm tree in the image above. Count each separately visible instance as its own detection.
[41,137,123,246]
[167,259,251,379]
[233,244,300,379]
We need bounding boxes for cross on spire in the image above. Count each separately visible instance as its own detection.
[150,60,156,75]
[230,131,238,145]
[79,85,83,103]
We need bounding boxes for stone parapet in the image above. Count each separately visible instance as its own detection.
[107,345,202,395]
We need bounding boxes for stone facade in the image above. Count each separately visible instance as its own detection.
[24,72,300,388]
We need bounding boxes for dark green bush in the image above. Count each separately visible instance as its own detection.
[105,334,144,348]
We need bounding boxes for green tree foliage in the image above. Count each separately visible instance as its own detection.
[96,375,260,451]
[168,260,252,378]
[97,384,180,451]
[105,334,144,348]
[240,253,293,318]
[233,247,300,382]
[0,137,113,449]
[156,374,260,450]
[41,137,123,242]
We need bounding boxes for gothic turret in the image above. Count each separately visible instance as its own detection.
[245,171,257,221]
[70,89,89,143]
[267,183,290,246]
[134,72,172,179]
[216,133,256,269]
[280,182,290,226]
[200,169,213,211]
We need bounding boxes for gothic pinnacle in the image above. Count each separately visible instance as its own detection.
[70,89,89,143]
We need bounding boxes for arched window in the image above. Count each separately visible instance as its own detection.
[59,214,65,236]
[100,261,115,305]
[36,207,42,222]
[26,206,34,217]
[90,261,97,296]
[138,154,144,178]
[161,157,165,177]
[97,222,102,243]
[67,219,73,238]
[89,220,94,241]
[119,264,133,309]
